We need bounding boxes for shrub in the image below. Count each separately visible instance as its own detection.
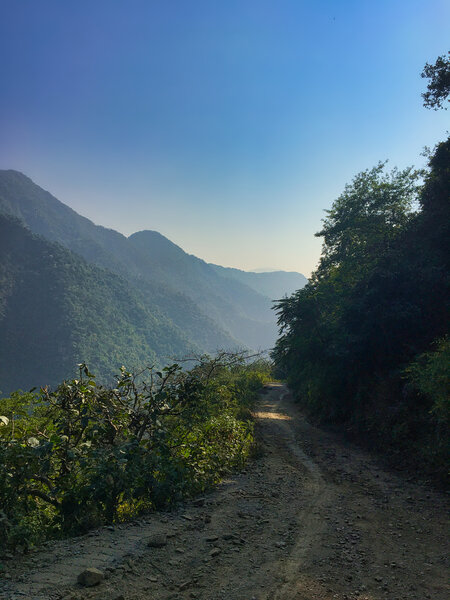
[0,353,269,553]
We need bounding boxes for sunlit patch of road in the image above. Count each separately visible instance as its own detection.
[252,411,292,420]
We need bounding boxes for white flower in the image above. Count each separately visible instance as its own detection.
[0,416,9,426]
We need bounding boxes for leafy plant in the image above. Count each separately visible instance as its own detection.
[0,354,270,553]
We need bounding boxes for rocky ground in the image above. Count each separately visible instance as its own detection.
[1,384,448,600]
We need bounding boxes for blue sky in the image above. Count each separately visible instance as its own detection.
[0,0,448,275]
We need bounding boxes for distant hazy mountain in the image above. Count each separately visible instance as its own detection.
[0,169,307,390]
[128,230,277,349]
[251,267,281,273]
[0,214,198,394]
[209,265,307,301]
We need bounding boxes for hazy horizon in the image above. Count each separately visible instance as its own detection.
[0,1,448,276]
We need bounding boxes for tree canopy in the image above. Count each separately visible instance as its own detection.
[272,139,450,483]
[421,52,450,110]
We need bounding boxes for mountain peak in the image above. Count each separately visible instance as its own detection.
[128,229,187,259]
[0,168,31,178]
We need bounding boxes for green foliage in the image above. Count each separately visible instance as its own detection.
[0,354,268,553]
[402,337,450,478]
[316,162,420,276]
[273,140,449,483]
[406,337,450,426]
[421,51,450,110]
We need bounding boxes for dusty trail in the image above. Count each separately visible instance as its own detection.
[1,384,448,600]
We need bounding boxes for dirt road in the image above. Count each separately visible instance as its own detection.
[1,384,448,600]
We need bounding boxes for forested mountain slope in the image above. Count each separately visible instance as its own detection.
[0,170,139,277]
[0,170,230,354]
[0,170,305,350]
[128,230,277,348]
[0,214,197,394]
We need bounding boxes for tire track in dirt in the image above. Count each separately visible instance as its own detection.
[263,389,337,600]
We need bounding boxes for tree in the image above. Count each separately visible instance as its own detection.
[315,163,420,276]
[272,146,449,482]
[421,52,450,110]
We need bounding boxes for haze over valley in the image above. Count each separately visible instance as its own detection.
[0,169,306,393]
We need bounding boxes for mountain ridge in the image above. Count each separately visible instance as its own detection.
[208,263,308,301]
[0,170,307,375]
[0,213,201,394]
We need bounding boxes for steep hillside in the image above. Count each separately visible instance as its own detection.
[128,230,277,348]
[0,170,300,349]
[0,170,238,352]
[0,170,138,277]
[0,214,198,394]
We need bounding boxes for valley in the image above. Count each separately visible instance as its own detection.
[0,169,306,393]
